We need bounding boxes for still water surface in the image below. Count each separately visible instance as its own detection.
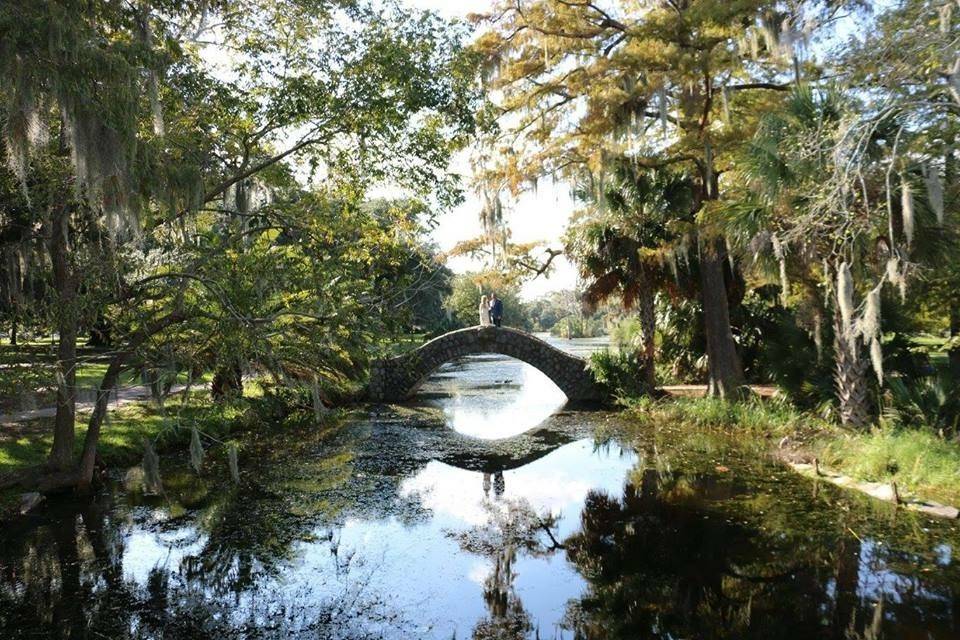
[1,336,959,638]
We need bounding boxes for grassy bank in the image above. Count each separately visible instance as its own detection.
[0,381,338,513]
[0,392,239,476]
[622,396,960,507]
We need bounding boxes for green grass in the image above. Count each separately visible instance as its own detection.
[0,337,61,347]
[71,364,211,391]
[0,434,49,474]
[0,377,318,479]
[911,333,952,368]
[911,333,949,348]
[624,395,825,438]
[623,395,960,507]
[818,428,960,506]
[0,392,224,475]
[71,363,140,390]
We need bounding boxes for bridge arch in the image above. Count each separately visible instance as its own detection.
[368,326,605,403]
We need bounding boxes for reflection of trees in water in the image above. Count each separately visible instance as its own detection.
[5,422,958,639]
[451,498,564,640]
[563,465,960,640]
[2,419,566,638]
[0,496,403,639]
[0,428,412,638]
[164,429,362,596]
[474,544,530,640]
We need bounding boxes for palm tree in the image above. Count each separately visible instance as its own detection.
[566,161,697,389]
[727,86,948,427]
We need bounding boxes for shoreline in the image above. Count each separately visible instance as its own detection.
[622,395,960,520]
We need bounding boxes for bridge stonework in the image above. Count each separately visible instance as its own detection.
[368,326,606,403]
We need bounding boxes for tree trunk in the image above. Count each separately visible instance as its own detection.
[701,239,745,398]
[636,285,656,390]
[833,307,871,429]
[48,207,78,471]
[211,363,243,402]
[950,304,960,377]
[9,319,16,346]
[77,360,124,491]
[692,131,745,399]
[77,309,187,490]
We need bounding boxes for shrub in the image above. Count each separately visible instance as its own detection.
[589,350,653,400]
[885,372,960,439]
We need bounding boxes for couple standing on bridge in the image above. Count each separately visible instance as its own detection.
[478,293,504,328]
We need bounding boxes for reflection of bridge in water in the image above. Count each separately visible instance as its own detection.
[432,423,581,474]
[427,421,586,503]
[368,326,608,403]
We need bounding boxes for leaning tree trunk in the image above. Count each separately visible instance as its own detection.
[700,238,745,398]
[833,308,871,429]
[77,309,187,490]
[48,207,78,471]
[636,285,656,391]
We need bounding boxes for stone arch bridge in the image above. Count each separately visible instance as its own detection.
[368,326,606,403]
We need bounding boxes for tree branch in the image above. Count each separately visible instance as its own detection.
[727,82,791,92]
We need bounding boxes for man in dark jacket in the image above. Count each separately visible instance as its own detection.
[489,293,504,327]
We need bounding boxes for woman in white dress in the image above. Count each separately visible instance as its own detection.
[478,294,492,326]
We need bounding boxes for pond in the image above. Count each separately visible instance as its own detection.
[1,336,959,639]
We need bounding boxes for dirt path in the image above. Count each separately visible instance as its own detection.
[660,384,778,398]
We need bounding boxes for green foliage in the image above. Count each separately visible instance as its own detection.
[0,0,485,481]
[652,299,706,385]
[588,350,653,400]
[885,373,960,438]
[443,273,532,331]
[197,193,454,383]
[565,162,697,311]
[0,362,53,406]
[608,316,640,350]
[526,289,581,332]
[733,288,832,406]
[550,315,605,339]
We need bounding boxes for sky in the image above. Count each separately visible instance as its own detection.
[400,0,581,300]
